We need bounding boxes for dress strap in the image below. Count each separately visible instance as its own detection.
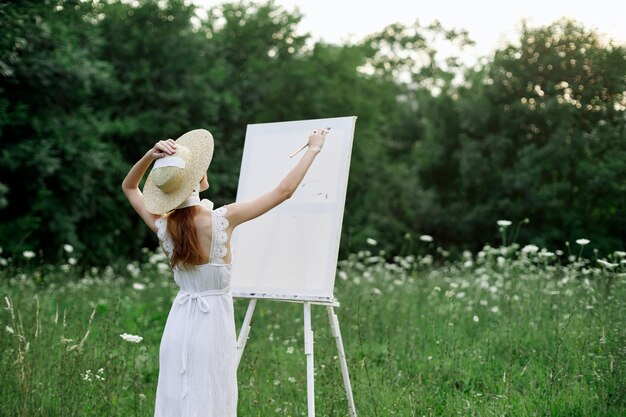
[210,206,230,264]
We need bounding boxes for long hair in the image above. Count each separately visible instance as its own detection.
[165,206,205,269]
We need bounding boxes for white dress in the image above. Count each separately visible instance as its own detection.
[153,200,238,417]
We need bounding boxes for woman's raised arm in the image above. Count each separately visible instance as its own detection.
[121,139,177,232]
[224,128,328,229]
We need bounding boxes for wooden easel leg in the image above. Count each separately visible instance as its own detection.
[304,302,316,417]
[327,306,357,417]
[236,298,257,370]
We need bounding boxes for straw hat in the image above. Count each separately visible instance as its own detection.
[142,129,214,215]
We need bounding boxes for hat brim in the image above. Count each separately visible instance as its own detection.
[142,129,214,215]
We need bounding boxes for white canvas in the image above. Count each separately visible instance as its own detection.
[230,116,357,303]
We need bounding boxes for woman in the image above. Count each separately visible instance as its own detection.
[121,127,328,416]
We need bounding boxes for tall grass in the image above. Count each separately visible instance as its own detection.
[1,235,625,416]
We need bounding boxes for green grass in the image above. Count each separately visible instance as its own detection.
[1,242,625,416]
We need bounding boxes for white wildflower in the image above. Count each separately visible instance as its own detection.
[614,251,626,258]
[366,238,377,246]
[419,234,433,242]
[597,259,618,270]
[132,282,146,290]
[22,250,36,259]
[157,263,169,274]
[68,257,77,265]
[149,252,166,264]
[575,238,590,246]
[521,244,539,254]
[490,306,500,314]
[288,376,296,383]
[5,325,14,334]
[420,255,433,265]
[372,287,382,295]
[497,220,512,227]
[338,270,348,281]
[63,244,74,253]
[473,315,479,322]
[83,369,92,382]
[120,333,143,343]
[286,346,294,354]
[126,263,140,278]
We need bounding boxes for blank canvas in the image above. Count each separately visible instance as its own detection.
[230,116,357,303]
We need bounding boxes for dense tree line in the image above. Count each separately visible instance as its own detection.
[1,0,624,266]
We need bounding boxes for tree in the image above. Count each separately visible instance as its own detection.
[0,0,125,264]
[414,18,626,253]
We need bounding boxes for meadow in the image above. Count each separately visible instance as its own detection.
[1,225,625,416]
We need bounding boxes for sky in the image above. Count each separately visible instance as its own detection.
[191,0,626,67]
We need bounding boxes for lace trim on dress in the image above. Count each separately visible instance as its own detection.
[210,206,230,264]
[155,217,174,258]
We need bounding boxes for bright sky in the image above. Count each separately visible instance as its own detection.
[191,0,626,67]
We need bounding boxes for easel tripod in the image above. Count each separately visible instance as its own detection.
[235,297,358,417]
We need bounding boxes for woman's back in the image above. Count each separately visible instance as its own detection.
[156,199,234,291]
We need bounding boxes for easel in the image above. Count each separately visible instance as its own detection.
[234,295,358,417]
[231,115,358,416]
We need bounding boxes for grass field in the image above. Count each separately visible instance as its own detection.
[1,236,625,416]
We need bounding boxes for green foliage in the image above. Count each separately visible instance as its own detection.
[0,1,624,266]
[0,0,127,264]
[410,19,626,254]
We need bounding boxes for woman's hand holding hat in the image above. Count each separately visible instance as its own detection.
[142,129,214,215]
[150,139,177,160]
